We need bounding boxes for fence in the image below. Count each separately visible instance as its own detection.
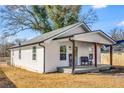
[0,57,10,64]
[101,52,124,66]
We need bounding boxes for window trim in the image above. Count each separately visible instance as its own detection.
[32,46,37,60]
[60,45,66,61]
[19,48,21,59]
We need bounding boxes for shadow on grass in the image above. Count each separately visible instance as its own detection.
[77,66,124,77]
[0,69,16,88]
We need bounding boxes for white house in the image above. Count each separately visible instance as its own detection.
[10,22,115,74]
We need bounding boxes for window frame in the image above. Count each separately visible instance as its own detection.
[32,46,37,60]
[19,48,21,59]
[60,45,66,60]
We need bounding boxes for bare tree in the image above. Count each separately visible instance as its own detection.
[109,28,124,51]
[79,8,98,27]
[13,38,26,45]
[109,28,124,40]
[0,5,98,36]
[0,6,42,36]
[0,32,26,57]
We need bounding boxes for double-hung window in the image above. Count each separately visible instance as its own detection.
[19,49,21,59]
[32,46,36,60]
[60,46,66,60]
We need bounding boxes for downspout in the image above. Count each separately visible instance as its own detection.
[39,43,46,74]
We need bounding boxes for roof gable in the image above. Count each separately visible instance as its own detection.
[73,31,115,45]
[21,22,91,45]
[56,26,87,39]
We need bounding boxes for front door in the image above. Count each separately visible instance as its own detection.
[69,47,78,66]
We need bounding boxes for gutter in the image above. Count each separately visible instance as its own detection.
[38,43,46,74]
[9,41,43,49]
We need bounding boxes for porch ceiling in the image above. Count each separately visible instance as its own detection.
[72,31,115,45]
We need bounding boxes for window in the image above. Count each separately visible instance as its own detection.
[19,49,21,59]
[89,47,93,60]
[32,46,36,60]
[60,46,66,60]
[12,50,14,56]
[89,54,93,60]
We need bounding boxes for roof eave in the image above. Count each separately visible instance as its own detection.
[9,41,44,49]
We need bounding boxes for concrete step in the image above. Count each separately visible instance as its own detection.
[57,67,72,73]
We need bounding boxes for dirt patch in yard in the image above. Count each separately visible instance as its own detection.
[0,66,16,88]
[0,64,16,88]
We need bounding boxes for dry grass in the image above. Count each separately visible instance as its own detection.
[1,65,124,88]
[0,65,16,88]
[101,53,124,66]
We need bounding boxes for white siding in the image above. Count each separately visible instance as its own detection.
[11,44,44,73]
[75,42,94,65]
[44,41,72,72]
[75,41,101,65]
[74,32,113,44]
[44,42,59,72]
[58,41,72,67]
[11,41,102,73]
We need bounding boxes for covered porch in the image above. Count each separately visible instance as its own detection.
[56,31,115,74]
[71,31,115,74]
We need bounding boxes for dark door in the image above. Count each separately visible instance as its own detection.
[68,47,78,66]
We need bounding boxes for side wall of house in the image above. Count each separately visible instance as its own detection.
[44,42,59,72]
[11,44,44,73]
[10,41,102,73]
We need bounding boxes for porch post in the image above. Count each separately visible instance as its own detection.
[110,45,113,65]
[94,43,97,67]
[72,40,75,74]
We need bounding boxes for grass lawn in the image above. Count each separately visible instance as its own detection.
[1,65,124,88]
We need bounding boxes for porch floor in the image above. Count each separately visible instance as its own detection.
[57,64,111,74]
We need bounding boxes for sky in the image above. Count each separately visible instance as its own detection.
[1,5,124,41]
[90,5,124,33]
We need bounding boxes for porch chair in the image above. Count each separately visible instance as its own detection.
[80,56,93,66]
[80,56,89,66]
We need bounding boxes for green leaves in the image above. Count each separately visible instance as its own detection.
[32,6,52,33]
[32,5,81,33]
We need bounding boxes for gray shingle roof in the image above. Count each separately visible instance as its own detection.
[11,22,91,48]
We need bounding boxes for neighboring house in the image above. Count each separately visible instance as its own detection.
[10,22,115,73]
